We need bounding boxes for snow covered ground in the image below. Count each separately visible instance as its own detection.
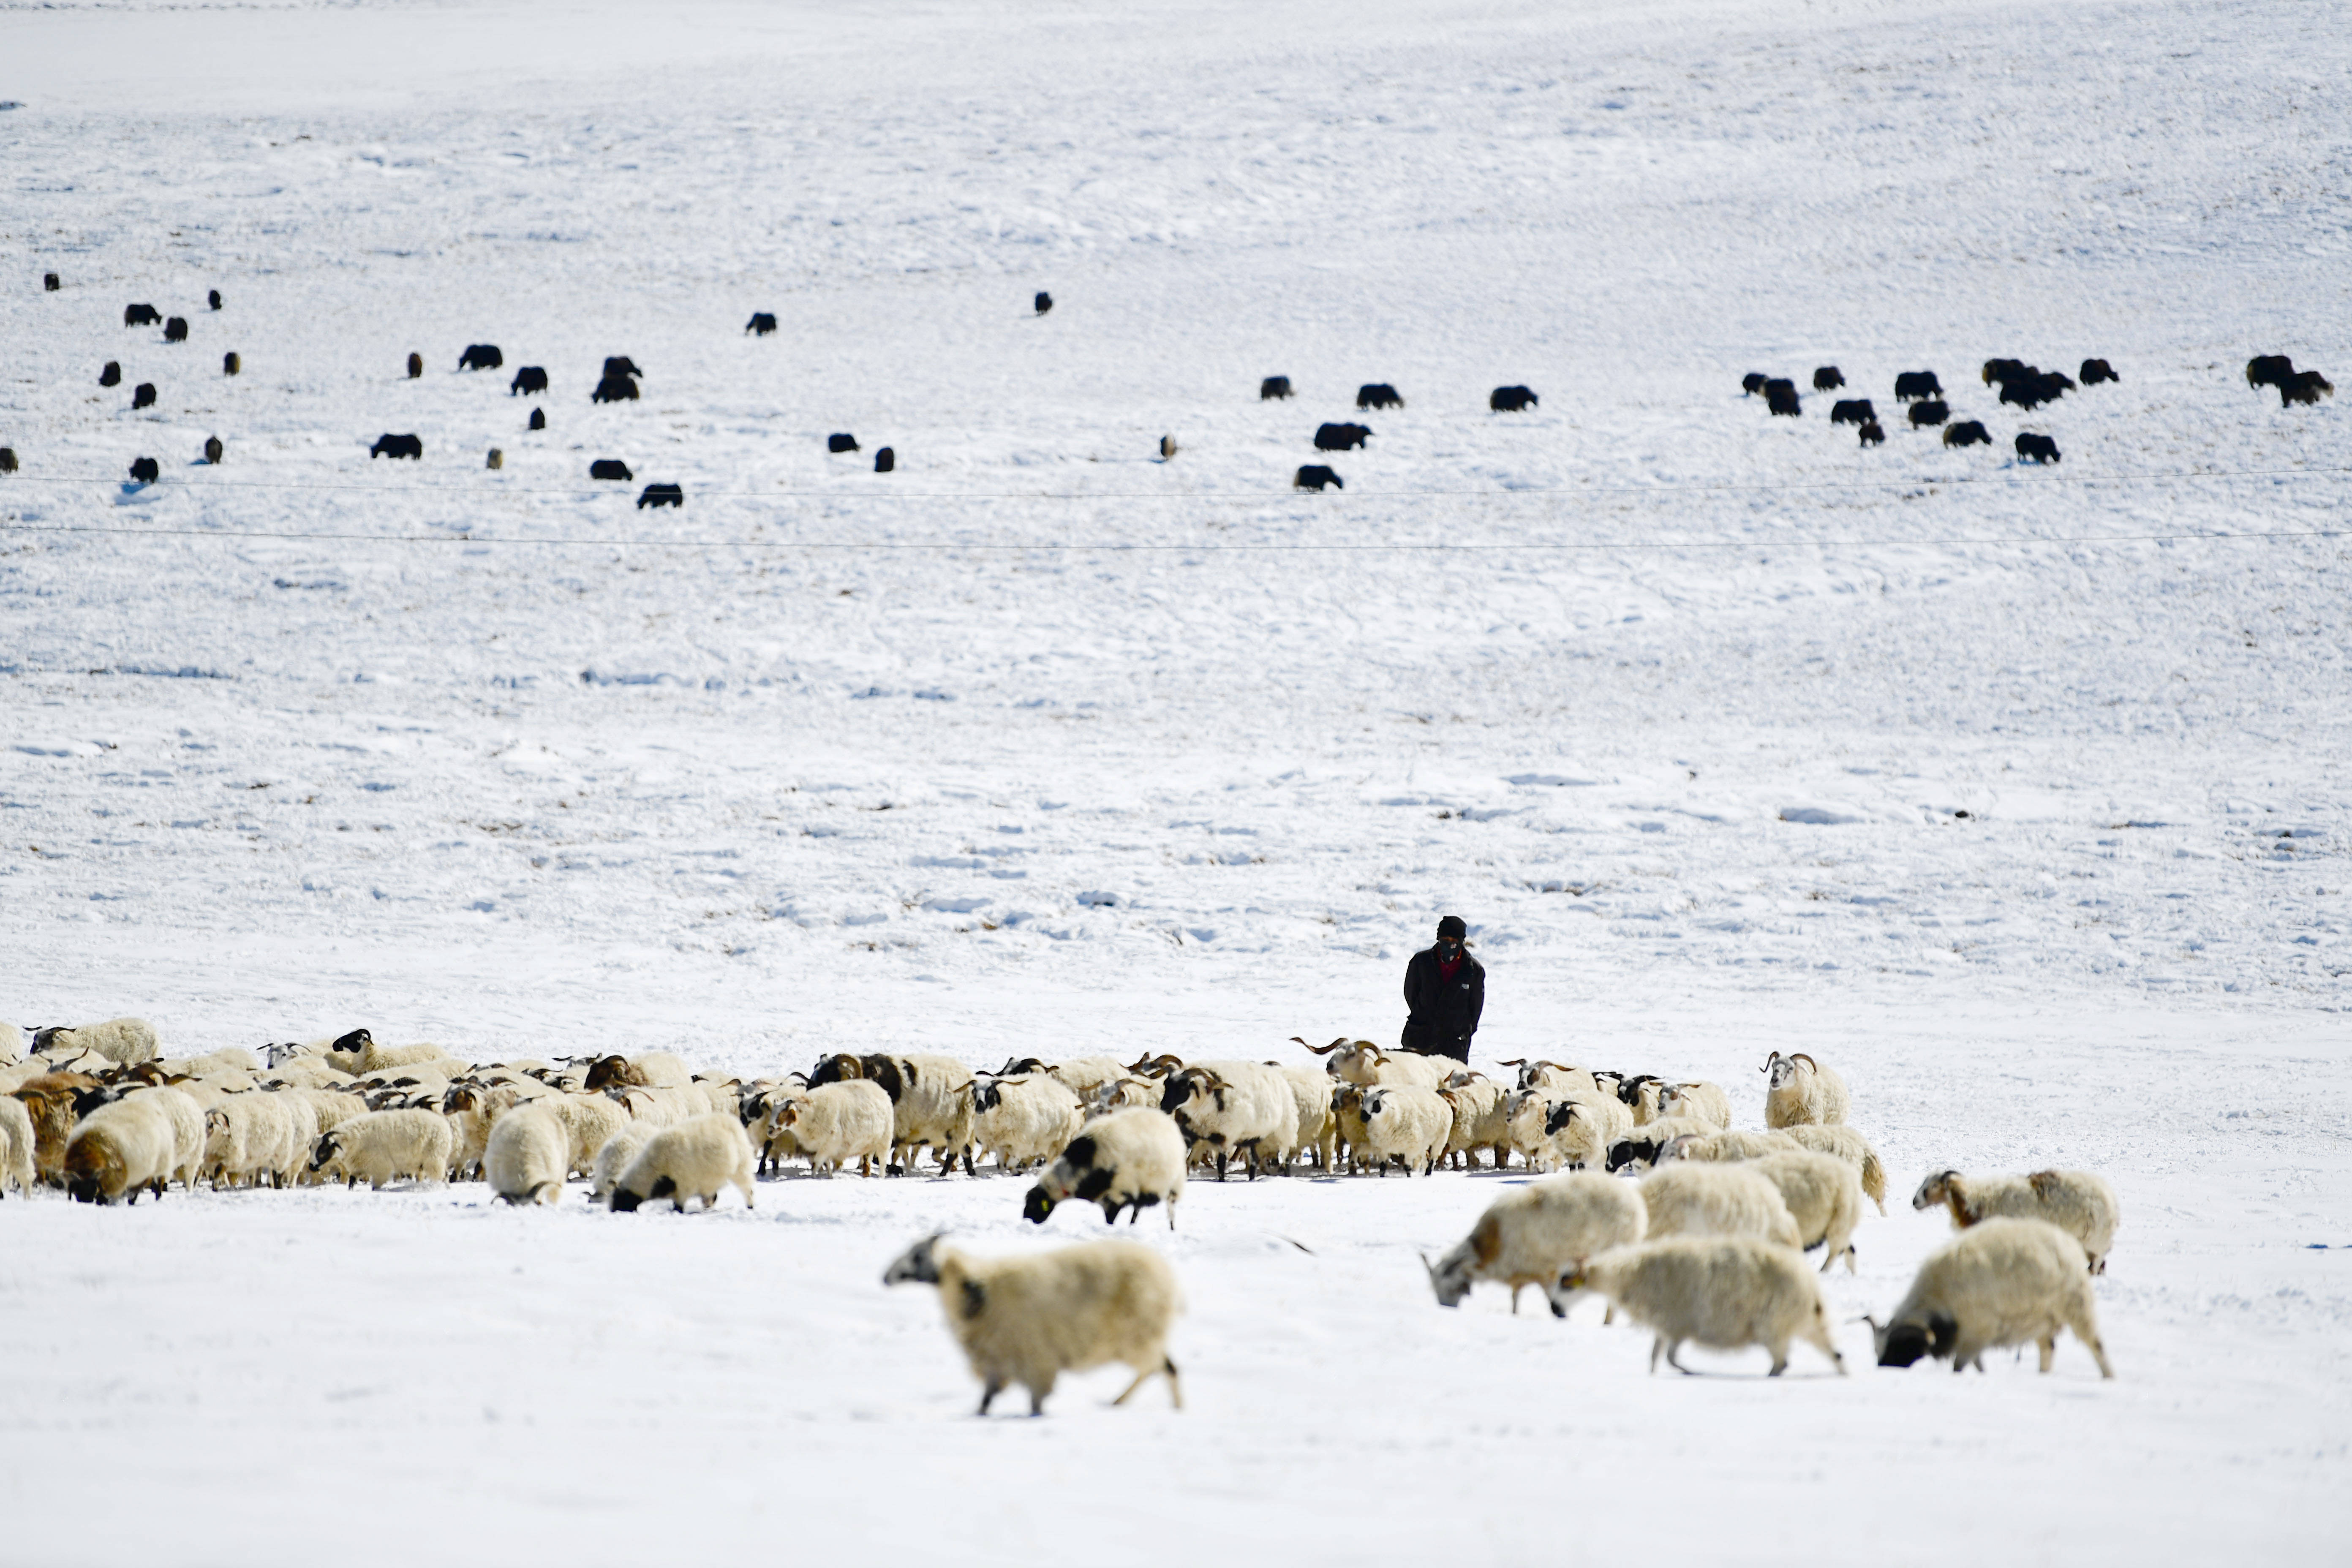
[3,0,2348,1561]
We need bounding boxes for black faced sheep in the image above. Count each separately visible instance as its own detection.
[131,382,157,410]
[203,436,223,464]
[162,316,189,342]
[591,375,638,403]
[637,482,683,509]
[1767,386,1801,416]
[1034,291,1054,314]
[1943,420,1990,448]
[1908,399,1949,427]
[874,447,895,473]
[459,344,503,371]
[124,303,161,327]
[1812,366,1844,391]
[1490,385,1538,412]
[406,352,424,379]
[44,272,60,291]
[1314,422,1370,451]
[590,458,633,481]
[528,408,545,430]
[1829,398,1876,425]
[1357,383,1404,410]
[2280,369,2333,407]
[828,433,860,453]
[2014,432,2061,464]
[1260,376,1293,400]
[746,312,778,335]
[370,433,423,460]
[100,361,121,388]
[2079,358,2117,385]
[1742,373,1768,396]
[2246,354,2296,391]
[510,366,548,396]
[1294,465,1342,492]
[1857,421,1884,447]
[222,352,240,376]
[603,356,642,381]
[1893,370,1942,401]
[128,457,160,484]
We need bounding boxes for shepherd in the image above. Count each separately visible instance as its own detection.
[1401,915,1484,1062]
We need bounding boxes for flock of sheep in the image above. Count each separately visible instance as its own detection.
[6,1015,2122,1414]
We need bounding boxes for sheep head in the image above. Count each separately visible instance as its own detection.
[883,1232,950,1287]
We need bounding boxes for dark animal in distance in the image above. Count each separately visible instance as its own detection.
[222,352,240,376]
[1767,386,1802,416]
[2079,359,2118,386]
[44,273,60,292]
[1857,420,1885,447]
[510,366,548,396]
[2245,354,2296,392]
[1763,377,1796,399]
[1942,420,1991,449]
[0,447,18,472]
[1293,465,1342,492]
[1489,385,1538,412]
[528,408,545,430]
[124,303,161,327]
[458,344,503,371]
[2000,373,2068,411]
[1829,399,1876,426]
[602,357,642,381]
[407,352,423,379]
[875,447,896,474]
[746,312,778,335]
[370,433,423,460]
[1813,366,1844,392]
[1260,376,1293,401]
[208,289,222,310]
[485,449,502,471]
[1908,399,1949,427]
[1894,370,1942,402]
[204,436,223,464]
[131,382,158,410]
[2014,433,2061,464]
[2280,370,2333,407]
[1315,422,1370,452]
[828,433,860,453]
[128,457,160,484]
[163,316,189,343]
[1742,373,1768,395]
[1356,383,1404,411]
[1982,358,2028,387]
[99,361,121,388]
[590,459,633,482]
[1034,291,1054,314]
[637,483,684,509]
[591,375,638,403]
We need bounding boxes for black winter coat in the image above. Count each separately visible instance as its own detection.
[1401,944,1485,1061]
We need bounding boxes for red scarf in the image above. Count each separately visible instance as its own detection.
[1437,951,1463,982]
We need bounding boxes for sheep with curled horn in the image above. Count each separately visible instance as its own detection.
[1125,1052,1186,1078]
[1761,1051,1850,1129]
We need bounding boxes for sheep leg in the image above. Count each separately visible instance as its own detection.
[1665,1342,1701,1376]
[1111,1368,1154,1405]
[2067,1309,2116,1379]
[1649,1337,1668,1375]
[2037,1335,2057,1374]
[1508,1284,1522,1315]
[977,1381,1002,1416]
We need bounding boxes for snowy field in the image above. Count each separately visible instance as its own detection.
[3,0,2349,1561]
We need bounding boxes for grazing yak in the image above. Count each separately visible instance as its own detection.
[528,408,546,430]
[590,459,634,481]
[458,344,503,371]
[1767,384,1802,417]
[1999,373,2068,411]
[1908,399,1949,427]
[209,289,222,310]
[1034,291,1054,314]
[2079,358,2118,386]
[1742,373,1768,396]
[2245,354,2297,392]
[591,375,638,403]
[510,366,548,396]
[128,457,160,483]
[875,447,896,473]
[1829,398,1876,426]
[1260,376,1293,401]
[485,448,502,470]
[1857,420,1885,447]
[2015,432,2061,464]
[747,312,778,335]
[1490,385,1538,412]
[2280,370,2333,407]
[100,361,121,388]
[603,356,642,381]
[1293,465,1343,492]
[163,316,189,343]
[203,436,223,464]
[1894,370,1943,402]
[637,483,684,509]
[124,303,161,327]
[1314,422,1371,452]
[131,382,158,410]
[222,352,240,376]
[370,433,424,460]
[1812,366,1844,391]
[0,447,16,473]
[407,352,424,379]
[1356,383,1404,411]
[828,433,860,453]
[44,272,60,291]
[1943,420,1991,448]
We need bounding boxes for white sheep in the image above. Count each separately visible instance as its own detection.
[157,1046,261,1077]
[1762,1051,1851,1128]
[883,1233,1183,1416]
[1639,1161,1804,1250]
[1912,1168,2121,1274]
[591,1123,658,1201]
[776,1080,894,1176]
[1653,1080,1732,1130]
[1665,1127,1802,1163]
[1355,1084,1451,1176]
[485,1103,568,1205]
[1750,1150,1866,1272]
[821,1052,975,1174]
[1549,1236,1847,1377]
[970,1073,1085,1172]
[548,1093,632,1179]
[123,1086,204,1191]
[34,1017,160,1066]
[1277,1064,1337,1172]
[1497,1059,1599,1097]
[0,1094,35,1197]
[1080,1076,1162,1120]
[1601,1116,1728,1174]
[1024,1108,1187,1229]
[203,1093,299,1188]
[1869,1217,2113,1377]
[1512,1089,1632,1172]
[1157,1062,1295,1179]
[608,1113,755,1211]
[0,1022,24,1066]
[1778,1123,1889,1214]
[1298,1037,1449,1089]
[308,1108,452,1190]
[64,1095,180,1203]
[1424,1172,1648,1312]
[1437,1071,1510,1170]
[1043,1056,1132,1100]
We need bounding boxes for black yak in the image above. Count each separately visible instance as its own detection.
[44,273,60,292]
[1034,291,1054,314]
[1893,370,1942,402]
[1829,398,1876,426]
[602,356,642,381]
[1293,465,1342,491]
[131,382,158,410]
[590,459,633,481]
[99,361,121,388]
[828,433,860,453]
[1999,373,2066,411]
[209,289,222,310]
[204,436,223,464]
[163,316,189,343]
[1742,373,1768,395]
[1813,366,1844,391]
[407,352,424,379]
[1356,383,1403,410]
[1314,422,1370,452]
[510,366,548,396]
[1857,420,1885,447]
[2280,369,2334,407]
[2079,358,2118,386]
[1908,399,1949,427]
[128,457,160,484]
[528,408,546,431]
[2014,432,2061,463]
[0,446,16,472]
[1260,376,1293,401]
[486,449,502,471]
[458,344,503,371]
[222,352,240,376]
[370,433,423,460]
[124,303,161,327]
[591,375,638,403]
[637,483,684,509]
[1767,386,1802,416]
[2246,354,2296,391]
[1942,420,1991,448]
[1490,385,1538,412]
[747,313,778,335]
[1982,358,2028,387]
[875,447,896,474]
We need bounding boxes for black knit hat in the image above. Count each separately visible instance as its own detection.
[1436,915,1467,939]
